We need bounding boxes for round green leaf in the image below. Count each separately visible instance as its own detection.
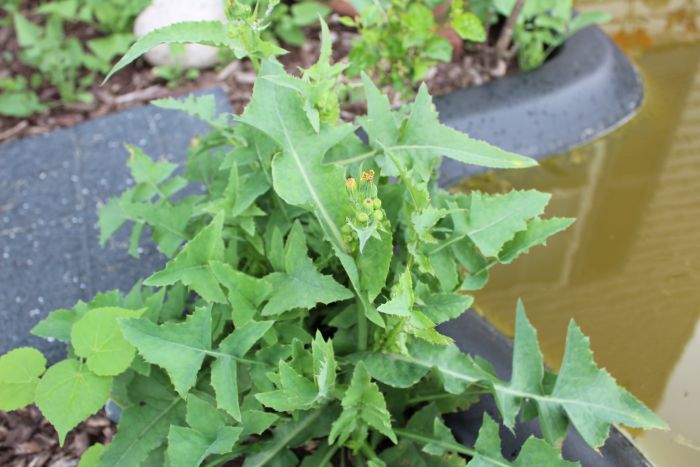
[0,347,46,410]
[71,307,143,376]
[78,443,105,467]
[451,12,487,42]
[35,359,112,445]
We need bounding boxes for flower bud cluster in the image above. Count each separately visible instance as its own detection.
[343,170,390,252]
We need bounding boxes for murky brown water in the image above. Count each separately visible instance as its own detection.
[459,1,700,465]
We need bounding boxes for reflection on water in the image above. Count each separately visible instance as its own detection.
[458,2,700,464]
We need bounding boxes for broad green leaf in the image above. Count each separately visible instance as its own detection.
[153,94,228,128]
[99,372,185,467]
[214,320,275,420]
[381,439,465,467]
[166,395,242,467]
[210,261,272,326]
[126,144,177,188]
[550,320,668,448]
[0,90,46,117]
[416,290,473,325]
[256,361,318,411]
[359,351,430,388]
[78,444,105,467]
[262,222,352,315]
[106,21,234,81]
[311,332,337,401]
[452,12,486,42]
[445,190,551,258]
[329,362,397,447]
[0,347,46,410]
[119,306,212,396]
[239,61,357,252]
[494,301,545,432]
[369,340,495,393]
[210,356,240,421]
[167,426,241,467]
[145,214,227,303]
[35,359,112,445]
[334,245,385,328]
[400,404,464,459]
[377,268,413,316]
[360,73,399,147]
[373,85,536,170]
[498,217,574,264]
[243,408,332,467]
[71,307,144,376]
[357,224,393,302]
[466,414,578,467]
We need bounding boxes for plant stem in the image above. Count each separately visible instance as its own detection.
[360,442,381,464]
[357,297,368,351]
[394,428,478,458]
[495,0,525,54]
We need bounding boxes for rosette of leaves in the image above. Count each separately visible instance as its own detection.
[0,18,665,467]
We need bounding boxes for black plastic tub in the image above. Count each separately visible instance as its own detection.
[437,25,643,185]
[440,312,652,467]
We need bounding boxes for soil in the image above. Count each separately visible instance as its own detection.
[0,13,516,143]
[0,407,114,467]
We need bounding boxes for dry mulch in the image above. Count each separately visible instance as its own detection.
[0,407,115,467]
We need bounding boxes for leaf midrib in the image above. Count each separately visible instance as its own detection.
[384,352,650,421]
[271,87,345,250]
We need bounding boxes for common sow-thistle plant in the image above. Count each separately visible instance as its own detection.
[0,18,665,467]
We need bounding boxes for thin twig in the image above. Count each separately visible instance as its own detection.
[495,0,525,54]
[0,121,29,141]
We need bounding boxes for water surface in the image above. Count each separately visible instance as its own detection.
[462,2,700,464]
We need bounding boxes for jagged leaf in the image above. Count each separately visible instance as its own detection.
[364,83,536,170]
[311,332,337,401]
[106,21,235,81]
[99,372,185,467]
[166,395,242,467]
[498,217,575,264]
[210,261,272,326]
[239,61,356,252]
[119,306,212,396]
[256,361,319,411]
[329,362,397,447]
[213,320,274,420]
[262,222,352,315]
[244,408,332,467]
[153,94,228,128]
[377,268,413,316]
[466,413,577,467]
[551,320,668,448]
[450,190,551,258]
[144,214,227,303]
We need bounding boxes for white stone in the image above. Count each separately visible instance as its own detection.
[134,0,226,69]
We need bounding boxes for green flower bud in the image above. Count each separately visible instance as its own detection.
[373,198,382,209]
[343,234,353,244]
[373,210,384,221]
[341,224,352,234]
[356,212,369,223]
